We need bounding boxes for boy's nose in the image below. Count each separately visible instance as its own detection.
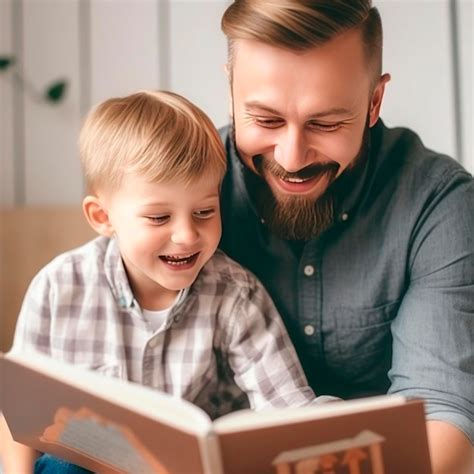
[170,222,199,246]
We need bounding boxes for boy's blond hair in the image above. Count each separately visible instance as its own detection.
[79,90,226,193]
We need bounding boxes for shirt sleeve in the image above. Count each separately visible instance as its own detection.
[222,273,331,409]
[10,268,54,355]
[388,171,474,443]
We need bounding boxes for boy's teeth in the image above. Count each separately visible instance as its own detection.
[161,252,198,265]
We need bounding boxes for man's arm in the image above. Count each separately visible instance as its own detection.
[0,413,40,474]
[427,420,473,474]
[387,172,473,473]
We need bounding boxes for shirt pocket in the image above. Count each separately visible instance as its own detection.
[332,301,400,378]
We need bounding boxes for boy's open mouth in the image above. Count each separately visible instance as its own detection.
[159,252,199,266]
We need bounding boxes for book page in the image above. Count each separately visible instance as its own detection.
[40,407,170,473]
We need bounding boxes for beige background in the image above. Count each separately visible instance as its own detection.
[0,0,472,350]
[0,208,94,352]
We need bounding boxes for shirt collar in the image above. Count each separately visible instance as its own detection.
[103,236,193,315]
[332,120,383,221]
[103,237,135,309]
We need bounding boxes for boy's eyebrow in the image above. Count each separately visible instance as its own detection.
[139,193,219,208]
[245,100,353,118]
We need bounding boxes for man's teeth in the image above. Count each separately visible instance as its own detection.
[283,176,311,183]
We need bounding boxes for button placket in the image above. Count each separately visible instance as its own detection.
[298,241,323,355]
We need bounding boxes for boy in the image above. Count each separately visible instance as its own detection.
[1,90,330,473]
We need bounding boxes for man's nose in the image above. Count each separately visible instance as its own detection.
[273,126,313,173]
[170,220,199,246]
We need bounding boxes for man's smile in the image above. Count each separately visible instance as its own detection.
[271,173,328,195]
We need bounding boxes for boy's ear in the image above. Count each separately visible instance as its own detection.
[82,195,114,237]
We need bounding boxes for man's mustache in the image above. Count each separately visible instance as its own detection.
[253,155,340,181]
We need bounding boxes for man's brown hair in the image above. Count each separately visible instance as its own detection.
[222,0,383,80]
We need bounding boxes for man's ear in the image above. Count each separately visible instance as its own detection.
[82,195,114,237]
[369,72,391,127]
[224,63,233,118]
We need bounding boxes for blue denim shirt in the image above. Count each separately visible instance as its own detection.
[219,120,473,441]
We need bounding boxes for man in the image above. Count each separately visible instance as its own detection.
[219,1,473,473]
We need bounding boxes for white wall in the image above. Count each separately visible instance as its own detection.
[376,0,457,159]
[168,0,230,129]
[458,0,473,173]
[22,0,83,204]
[0,0,472,206]
[89,1,160,106]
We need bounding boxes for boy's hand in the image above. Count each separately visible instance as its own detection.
[0,414,39,474]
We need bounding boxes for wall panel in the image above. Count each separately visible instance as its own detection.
[22,0,83,205]
[169,0,230,128]
[89,0,160,106]
[376,0,457,160]
[458,0,473,173]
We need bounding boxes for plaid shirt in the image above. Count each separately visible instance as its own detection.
[13,236,321,418]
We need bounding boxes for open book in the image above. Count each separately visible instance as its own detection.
[0,351,432,474]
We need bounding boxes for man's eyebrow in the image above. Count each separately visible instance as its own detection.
[245,101,281,115]
[245,100,353,118]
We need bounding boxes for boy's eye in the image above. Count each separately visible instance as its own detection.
[146,215,169,225]
[193,208,216,219]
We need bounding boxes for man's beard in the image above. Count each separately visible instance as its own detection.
[232,121,370,241]
[255,159,339,241]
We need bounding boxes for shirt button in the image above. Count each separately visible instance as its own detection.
[304,325,315,336]
[303,265,315,276]
[341,212,349,221]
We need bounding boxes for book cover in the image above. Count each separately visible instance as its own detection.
[0,352,432,474]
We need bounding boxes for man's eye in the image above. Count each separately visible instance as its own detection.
[146,215,169,225]
[254,116,284,128]
[308,121,341,132]
[193,208,215,219]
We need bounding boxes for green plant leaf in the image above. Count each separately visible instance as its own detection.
[0,56,15,70]
[45,80,67,102]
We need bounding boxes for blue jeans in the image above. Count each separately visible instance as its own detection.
[35,454,93,474]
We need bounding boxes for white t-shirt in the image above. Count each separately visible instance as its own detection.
[142,288,189,333]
